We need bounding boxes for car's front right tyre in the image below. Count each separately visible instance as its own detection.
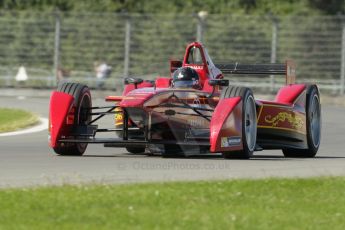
[283,85,321,158]
[220,86,257,159]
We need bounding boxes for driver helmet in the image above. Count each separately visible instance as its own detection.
[172,67,201,89]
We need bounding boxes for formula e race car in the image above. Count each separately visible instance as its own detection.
[48,42,321,159]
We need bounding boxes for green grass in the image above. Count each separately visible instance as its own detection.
[0,108,39,133]
[0,177,345,229]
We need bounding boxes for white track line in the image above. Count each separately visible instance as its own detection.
[0,117,48,137]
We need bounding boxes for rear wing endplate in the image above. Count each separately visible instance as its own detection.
[215,60,296,85]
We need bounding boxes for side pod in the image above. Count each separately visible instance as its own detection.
[210,97,243,153]
[275,84,306,104]
[49,91,74,148]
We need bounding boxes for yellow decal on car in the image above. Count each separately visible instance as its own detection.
[264,112,304,129]
[115,107,123,125]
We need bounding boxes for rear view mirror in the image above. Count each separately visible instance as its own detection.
[208,79,229,87]
[124,77,144,89]
[124,77,144,85]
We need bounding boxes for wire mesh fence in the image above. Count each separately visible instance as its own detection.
[0,11,344,94]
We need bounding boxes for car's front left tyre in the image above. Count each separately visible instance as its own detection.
[53,82,92,156]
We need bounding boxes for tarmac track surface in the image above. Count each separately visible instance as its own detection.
[0,94,345,188]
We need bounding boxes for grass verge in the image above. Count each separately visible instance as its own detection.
[0,177,344,229]
[0,108,39,133]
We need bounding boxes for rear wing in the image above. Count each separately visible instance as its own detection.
[215,60,296,85]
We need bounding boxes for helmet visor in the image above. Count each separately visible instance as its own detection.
[173,80,196,88]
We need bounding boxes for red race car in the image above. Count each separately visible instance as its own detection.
[48,42,321,159]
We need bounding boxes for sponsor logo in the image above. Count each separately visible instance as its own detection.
[264,112,303,129]
[115,108,123,125]
[221,136,241,148]
[188,118,205,128]
[190,65,203,70]
[193,98,201,108]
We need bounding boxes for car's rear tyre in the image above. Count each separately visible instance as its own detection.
[53,82,92,156]
[283,85,321,158]
[126,146,146,154]
[114,108,147,154]
[220,86,257,159]
[162,144,184,158]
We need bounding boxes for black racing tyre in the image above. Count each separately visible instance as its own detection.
[126,146,146,154]
[162,144,184,158]
[221,86,257,159]
[53,82,92,156]
[116,120,146,155]
[283,85,321,158]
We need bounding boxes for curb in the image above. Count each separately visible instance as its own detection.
[0,117,48,137]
